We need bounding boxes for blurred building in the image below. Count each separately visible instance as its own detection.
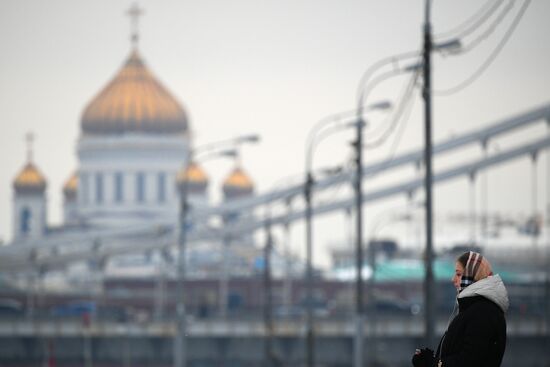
[12,156,47,240]
[10,39,258,281]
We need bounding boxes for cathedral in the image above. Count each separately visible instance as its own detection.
[10,9,257,278]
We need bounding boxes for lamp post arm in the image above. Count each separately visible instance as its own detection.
[306,111,354,153]
[194,135,260,156]
[357,60,421,120]
[355,36,459,108]
[356,50,420,107]
[306,122,359,174]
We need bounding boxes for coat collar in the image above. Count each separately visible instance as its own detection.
[457,274,509,312]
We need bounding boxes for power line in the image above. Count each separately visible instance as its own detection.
[458,0,514,54]
[434,0,531,97]
[434,0,505,41]
[364,70,420,148]
[370,82,419,177]
[316,71,420,208]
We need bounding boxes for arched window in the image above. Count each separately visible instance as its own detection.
[115,172,124,203]
[157,172,166,203]
[95,173,104,204]
[20,207,31,234]
[81,172,89,204]
[136,172,146,203]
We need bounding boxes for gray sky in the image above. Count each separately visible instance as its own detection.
[1,0,549,267]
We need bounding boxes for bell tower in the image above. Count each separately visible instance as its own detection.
[12,133,48,240]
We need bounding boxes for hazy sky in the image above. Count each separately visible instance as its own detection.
[1,1,549,266]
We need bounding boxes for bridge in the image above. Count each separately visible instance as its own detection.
[1,103,550,367]
[1,103,549,274]
[0,316,548,367]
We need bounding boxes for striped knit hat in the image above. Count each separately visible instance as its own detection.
[459,251,493,291]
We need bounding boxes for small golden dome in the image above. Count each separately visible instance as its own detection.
[223,167,254,189]
[13,163,47,193]
[223,167,254,198]
[81,49,188,135]
[177,162,208,184]
[63,172,78,200]
[177,162,208,194]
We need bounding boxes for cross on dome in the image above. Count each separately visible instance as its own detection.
[127,2,144,48]
[25,132,34,163]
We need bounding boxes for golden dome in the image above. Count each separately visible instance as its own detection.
[177,162,208,193]
[223,167,254,198]
[81,49,188,135]
[13,163,47,193]
[63,172,78,200]
[177,162,208,184]
[223,167,254,189]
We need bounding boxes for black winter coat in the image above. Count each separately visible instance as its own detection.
[435,276,508,367]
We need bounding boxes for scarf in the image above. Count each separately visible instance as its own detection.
[459,251,492,292]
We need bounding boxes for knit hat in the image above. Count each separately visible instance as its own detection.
[459,251,493,291]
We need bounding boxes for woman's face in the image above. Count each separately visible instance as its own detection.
[452,262,464,290]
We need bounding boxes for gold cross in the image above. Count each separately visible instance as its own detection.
[25,132,34,163]
[127,2,144,47]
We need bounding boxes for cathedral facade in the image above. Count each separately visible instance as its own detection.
[11,40,257,276]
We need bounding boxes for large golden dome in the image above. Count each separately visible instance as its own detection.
[13,163,47,194]
[81,49,188,135]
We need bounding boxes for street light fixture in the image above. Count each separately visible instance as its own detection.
[355,37,461,103]
[237,134,261,144]
[174,135,260,367]
[303,103,389,367]
[304,122,357,367]
[353,14,461,357]
[352,101,394,367]
[351,38,463,367]
[422,0,435,347]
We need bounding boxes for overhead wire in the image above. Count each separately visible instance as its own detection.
[457,0,515,54]
[315,157,354,207]
[355,51,420,107]
[358,76,419,189]
[318,70,420,209]
[364,69,420,149]
[434,0,504,41]
[434,0,531,96]
[367,77,419,180]
[304,0,527,223]
[308,63,420,208]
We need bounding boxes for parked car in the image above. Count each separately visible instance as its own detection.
[0,299,23,318]
[51,301,96,318]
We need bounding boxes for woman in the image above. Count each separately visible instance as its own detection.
[412,251,509,367]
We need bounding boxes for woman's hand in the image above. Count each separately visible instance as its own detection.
[412,347,435,367]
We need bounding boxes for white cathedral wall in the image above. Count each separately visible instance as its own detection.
[63,200,78,224]
[13,194,47,240]
[76,134,189,227]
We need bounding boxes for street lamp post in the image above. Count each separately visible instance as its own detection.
[174,148,235,367]
[174,162,189,367]
[422,0,436,347]
[351,102,391,367]
[353,17,459,354]
[263,219,275,367]
[173,134,260,367]
[304,170,314,367]
[304,116,358,367]
[354,107,365,367]
[304,107,388,367]
[353,110,365,367]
